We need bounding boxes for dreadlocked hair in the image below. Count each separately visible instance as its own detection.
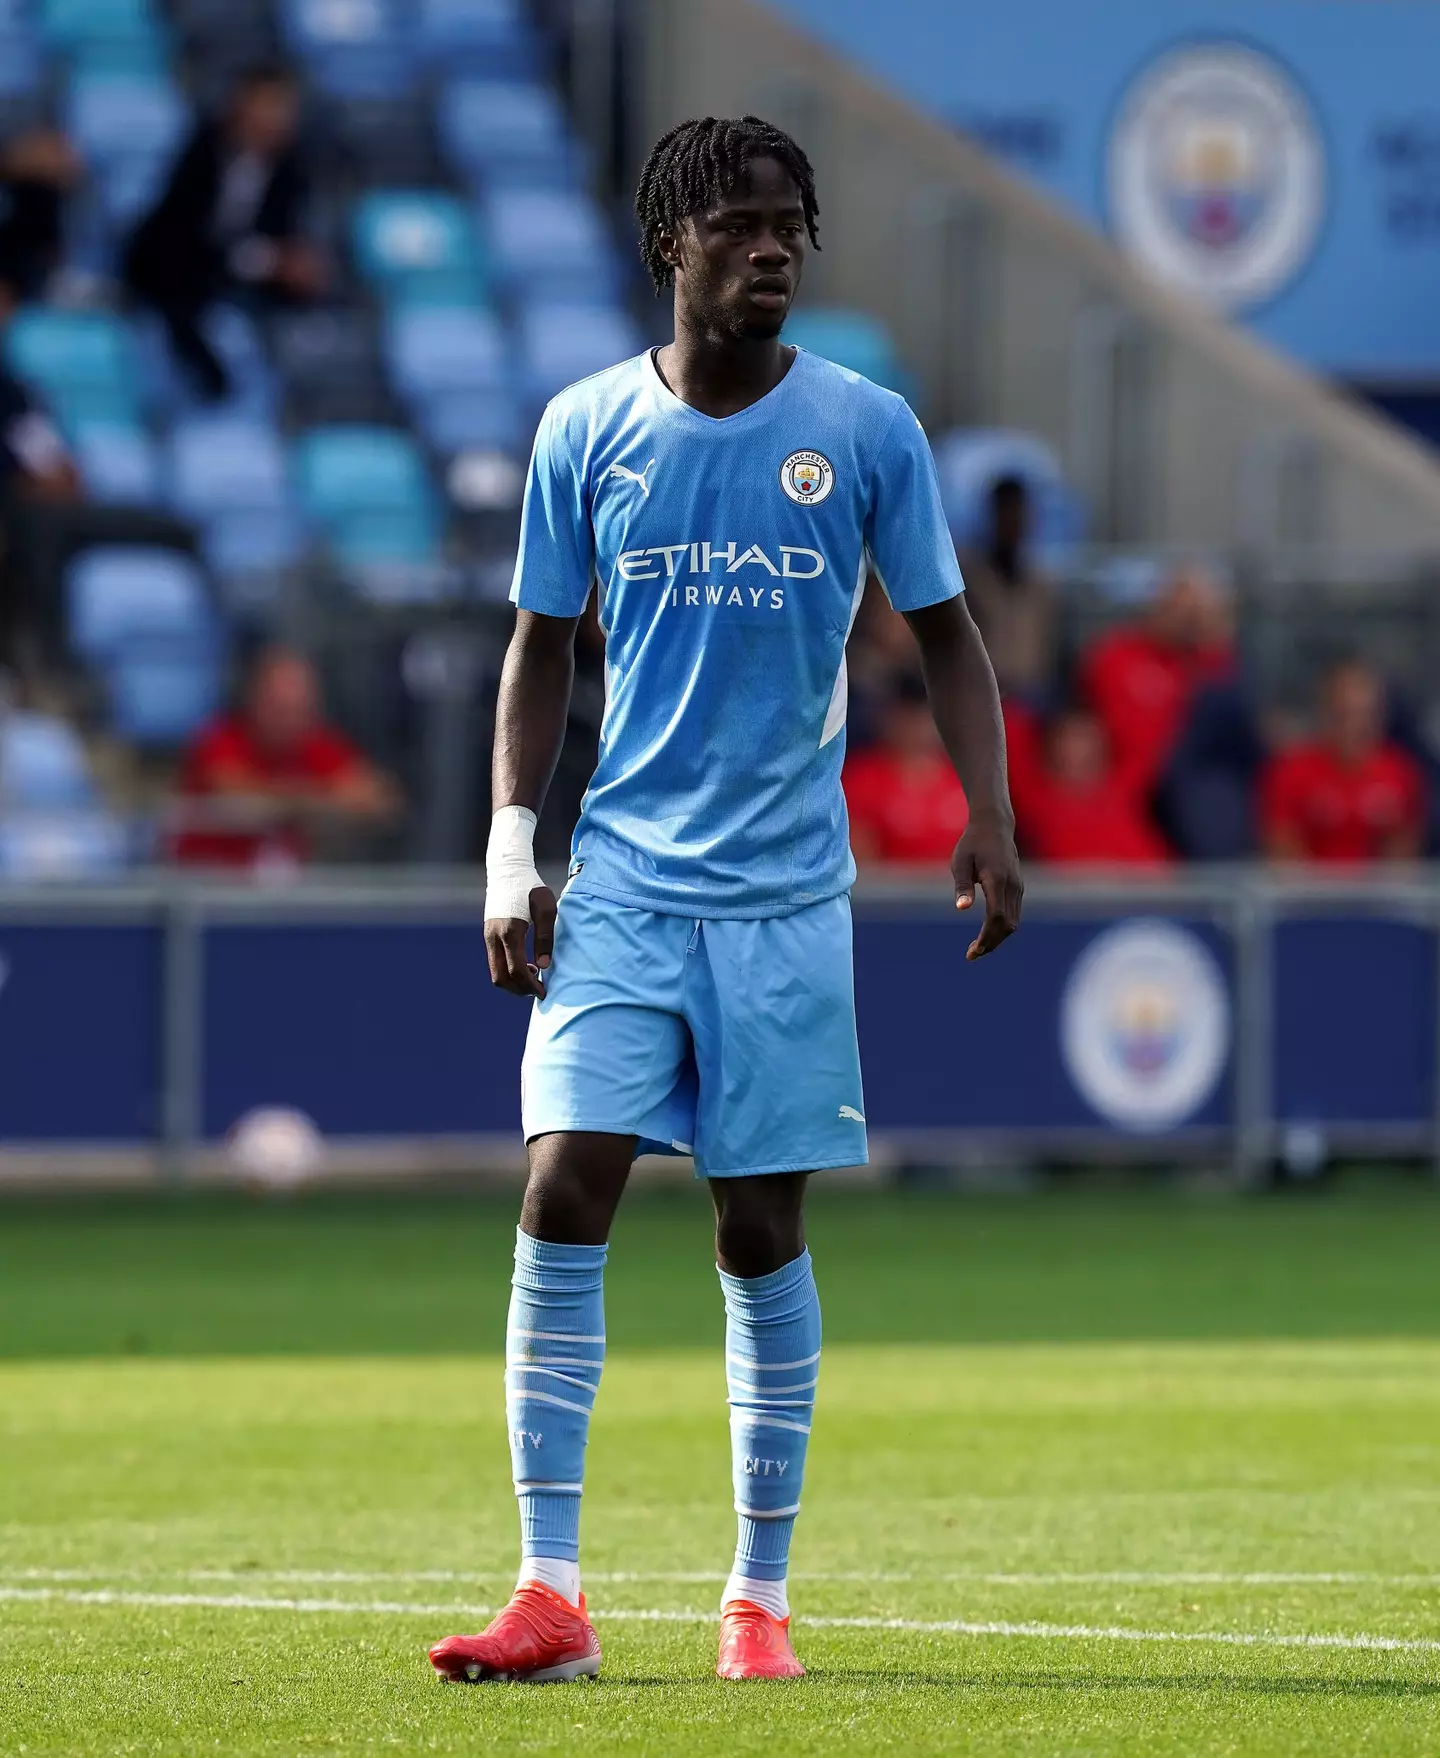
[634,114,820,294]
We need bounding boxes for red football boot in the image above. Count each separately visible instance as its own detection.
[716,1599,806,1680]
[428,1583,602,1683]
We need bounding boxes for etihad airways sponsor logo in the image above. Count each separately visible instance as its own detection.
[615,540,824,582]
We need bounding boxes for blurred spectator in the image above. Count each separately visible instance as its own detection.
[171,645,399,869]
[0,129,80,302]
[1260,660,1427,864]
[0,272,80,504]
[123,63,324,402]
[1156,678,1266,860]
[0,268,81,666]
[958,473,1055,701]
[845,583,919,750]
[1012,708,1170,867]
[1079,563,1234,793]
[844,671,968,864]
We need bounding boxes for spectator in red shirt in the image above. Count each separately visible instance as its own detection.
[171,644,399,868]
[1079,565,1235,793]
[844,672,968,864]
[1260,660,1426,864]
[1015,708,1171,867]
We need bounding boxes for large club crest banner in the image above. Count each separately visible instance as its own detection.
[764,0,1440,376]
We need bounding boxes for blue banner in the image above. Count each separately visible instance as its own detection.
[0,923,163,1141]
[763,0,1440,376]
[201,921,526,1139]
[854,911,1235,1134]
[1272,917,1435,1126]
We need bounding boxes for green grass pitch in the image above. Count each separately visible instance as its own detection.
[2,1179,1439,1754]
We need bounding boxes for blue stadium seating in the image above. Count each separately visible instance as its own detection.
[65,69,186,161]
[71,420,160,505]
[280,0,394,53]
[383,303,506,403]
[66,546,215,663]
[167,413,290,521]
[39,0,161,49]
[782,309,916,398]
[484,186,616,295]
[438,79,573,188]
[293,425,440,567]
[0,28,42,95]
[518,301,641,404]
[416,0,539,75]
[105,634,224,745]
[352,191,484,304]
[201,510,304,582]
[0,811,128,876]
[0,711,96,809]
[5,307,140,426]
[168,415,302,585]
[414,387,523,456]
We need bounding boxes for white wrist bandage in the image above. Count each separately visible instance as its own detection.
[484,806,543,923]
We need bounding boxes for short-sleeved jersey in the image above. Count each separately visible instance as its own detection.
[512,347,964,917]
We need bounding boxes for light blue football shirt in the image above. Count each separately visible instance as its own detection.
[511,346,964,918]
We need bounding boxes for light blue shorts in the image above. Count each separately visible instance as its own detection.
[520,889,868,1179]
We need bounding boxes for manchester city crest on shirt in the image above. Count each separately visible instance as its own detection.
[779,449,835,506]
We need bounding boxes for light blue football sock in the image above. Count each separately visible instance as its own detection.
[506,1228,606,1572]
[720,1249,821,1603]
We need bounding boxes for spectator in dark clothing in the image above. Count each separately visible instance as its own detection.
[122,63,325,401]
[1156,678,1265,860]
[1260,660,1426,864]
[958,473,1055,702]
[0,129,80,301]
[0,268,81,665]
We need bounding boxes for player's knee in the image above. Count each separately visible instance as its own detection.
[714,1189,805,1279]
[521,1135,630,1246]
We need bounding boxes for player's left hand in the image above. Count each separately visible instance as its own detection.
[951,814,1023,961]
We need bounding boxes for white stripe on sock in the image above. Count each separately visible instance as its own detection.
[725,1349,820,1372]
[506,1389,595,1417]
[505,1366,599,1394]
[510,1328,606,1345]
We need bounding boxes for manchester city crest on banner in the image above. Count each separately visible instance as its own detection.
[1060,920,1231,1132]
[1108,43,1325,311]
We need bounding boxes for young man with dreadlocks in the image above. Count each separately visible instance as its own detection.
[428,116,1022,1686]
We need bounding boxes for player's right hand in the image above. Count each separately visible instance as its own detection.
[485,885,558,998]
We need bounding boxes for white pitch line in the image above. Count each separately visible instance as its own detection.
[2,1586,1437,1655]
[5,1567,1440,1588]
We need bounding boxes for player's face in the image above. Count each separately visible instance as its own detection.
[670,157,806,339]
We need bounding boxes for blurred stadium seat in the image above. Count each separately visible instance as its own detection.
[352,191,485,304]
[484,185,616,296]
[383,303,506,402]
[293,424,441,571]
[0,710,96,809]
[66,545,216,663]
[518,301,641,405]
[38,0,164,53]
[6,307,141,427]
[438,78,574,188]
[782,309,917,400]
[416,0,539,75]
[71,419,161,505]
[0,809,128,876]
[104,631,224,745]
